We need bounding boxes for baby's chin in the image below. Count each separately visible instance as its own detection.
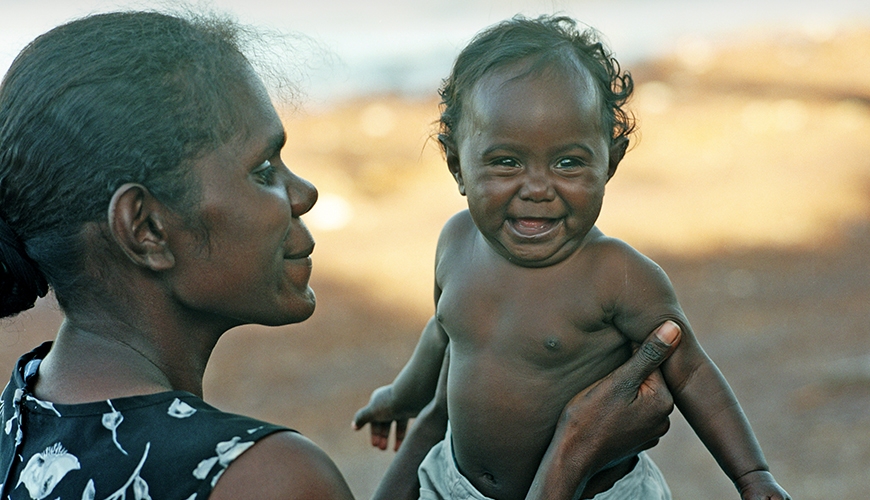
[486,238,581,268]
[485,223,587,267]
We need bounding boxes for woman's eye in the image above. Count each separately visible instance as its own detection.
[254,160,278,185]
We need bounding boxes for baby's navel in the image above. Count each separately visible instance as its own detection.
[481,471,497,486]
[544,337,561,351]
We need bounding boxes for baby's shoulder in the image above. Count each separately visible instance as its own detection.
[436,210,477,251]
[442,210,475,235]
[578,231,661,276]
[582,230,642,261]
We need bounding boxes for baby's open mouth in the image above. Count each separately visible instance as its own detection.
[508,217,560,237]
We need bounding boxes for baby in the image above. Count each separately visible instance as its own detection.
[354,15,790,500]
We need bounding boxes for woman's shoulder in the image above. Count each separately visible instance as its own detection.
[209,431,354,499]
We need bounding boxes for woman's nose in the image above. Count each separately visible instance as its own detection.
[287,172,318,217]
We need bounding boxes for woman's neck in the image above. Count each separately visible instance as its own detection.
[33,313,218,404]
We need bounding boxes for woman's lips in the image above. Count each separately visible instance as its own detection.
[284,241,315,260]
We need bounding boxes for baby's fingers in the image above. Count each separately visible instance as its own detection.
[370,421,391,450]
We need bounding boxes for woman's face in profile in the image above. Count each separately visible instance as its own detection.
[166,73,319,330]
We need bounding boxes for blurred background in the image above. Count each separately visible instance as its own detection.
[2,1,870,498]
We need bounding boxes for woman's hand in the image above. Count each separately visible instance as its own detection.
[526,321,681,500]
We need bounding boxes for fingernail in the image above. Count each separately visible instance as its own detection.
[655,320,680,345]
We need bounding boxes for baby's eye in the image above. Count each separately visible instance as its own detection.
[253,160,278,185]
[491,157,520,168]
[555,157,585,170]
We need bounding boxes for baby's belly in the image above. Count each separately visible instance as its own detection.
[446,346,631,500]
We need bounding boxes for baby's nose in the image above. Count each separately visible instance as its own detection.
[519,171,555,202]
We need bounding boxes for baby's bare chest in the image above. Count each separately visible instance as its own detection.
[436,257,627,370]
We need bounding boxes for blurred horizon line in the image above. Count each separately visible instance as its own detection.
[2,1,870,104]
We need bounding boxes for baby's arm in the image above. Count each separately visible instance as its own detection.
[353,316,448,450]
[605,241,790,499]
[353,212,470,450]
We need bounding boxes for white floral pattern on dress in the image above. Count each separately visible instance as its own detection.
[82,479,96,500]
[102,442,151,500]
[27,397,61,417]
[102,400,128,456]
[1,346,288,499]
[6,388,24,447]
[16,442,80,499]
[167,399,196,419]
[192,436,256,487]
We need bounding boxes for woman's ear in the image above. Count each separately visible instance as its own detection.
[108,183,176,271]
[608,136,629,180]
[439,134,465,196]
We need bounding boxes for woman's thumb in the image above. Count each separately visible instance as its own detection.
[619,321,681,385]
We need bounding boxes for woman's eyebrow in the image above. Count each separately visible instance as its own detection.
[265,130,287,156]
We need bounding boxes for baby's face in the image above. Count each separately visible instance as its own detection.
[450,62,617,267]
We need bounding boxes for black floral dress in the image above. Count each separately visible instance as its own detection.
[0,342,290,499]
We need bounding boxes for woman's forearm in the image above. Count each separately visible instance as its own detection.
[525,419,594,500]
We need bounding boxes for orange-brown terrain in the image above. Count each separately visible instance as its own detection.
[2,25,869,499]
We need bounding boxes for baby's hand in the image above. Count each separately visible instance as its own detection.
[736,470,791,500]
[352,385,413,451]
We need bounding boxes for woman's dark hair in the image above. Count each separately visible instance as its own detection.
[438,14,635,149]
[0,11,258,318]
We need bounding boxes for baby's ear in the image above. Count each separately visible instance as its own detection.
[108,183,176,271]
[608,136,629,180]
[439,134,465,196]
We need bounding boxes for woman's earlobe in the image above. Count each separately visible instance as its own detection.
[108,183,176,271]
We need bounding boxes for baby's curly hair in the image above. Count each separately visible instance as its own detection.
[438,14,635,149]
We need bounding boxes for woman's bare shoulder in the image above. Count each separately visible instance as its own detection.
[210,431,354,500]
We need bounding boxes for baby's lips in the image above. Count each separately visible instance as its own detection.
[510,217,557,236]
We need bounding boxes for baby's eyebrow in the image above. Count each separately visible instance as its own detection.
[555,143,595,157]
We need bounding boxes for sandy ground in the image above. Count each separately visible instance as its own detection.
[2,24,870,499]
